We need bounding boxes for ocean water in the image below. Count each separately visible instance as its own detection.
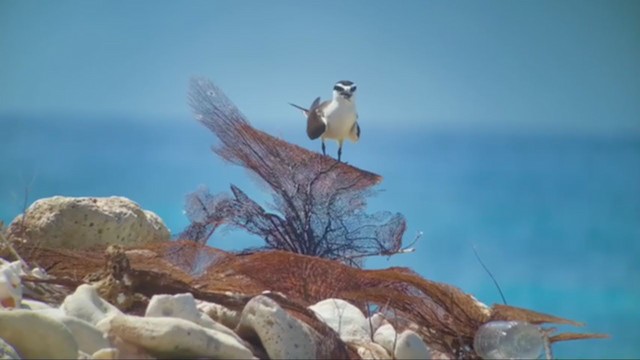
[1,115,639,358]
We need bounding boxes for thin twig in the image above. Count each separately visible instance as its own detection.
[472,245,507,305]
[345,230,423,262]
[21,274,85,288]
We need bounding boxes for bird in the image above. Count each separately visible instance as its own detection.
[289,80,360,162]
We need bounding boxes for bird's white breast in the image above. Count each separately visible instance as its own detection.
[322,99,357,140]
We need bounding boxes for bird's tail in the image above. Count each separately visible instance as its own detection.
[288,102,309,116]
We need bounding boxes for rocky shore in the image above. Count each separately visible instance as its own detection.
[0,196,605,359]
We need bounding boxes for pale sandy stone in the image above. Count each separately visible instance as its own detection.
[61,284,123,325]
[309,298,370,342]
[237,295,317,359]
[97,314,255,359]
[8,196,170,248]
[0,310,79,359]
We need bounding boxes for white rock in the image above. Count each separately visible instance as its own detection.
[146,293,210,327]
[366,312,387,334]
[8,196,170,248]
[37,308,111,355]
[309,298,370,342]
[103,335,154,359]
[0,337,19,359]
[0,310,79,359]
[373,323,398,354]
[96,314,255,359]
[196,298,241,329]
[20,298,54,310]
[394,329,431,360]
[30,266,50,279]
[90,348,118,359]
[237,295,317,359]
[145,293,243,343]
[61,284,122,325]
[0,259,22,309]
[352,340,392,359]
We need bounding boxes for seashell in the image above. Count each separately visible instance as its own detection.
[474,321,545,359]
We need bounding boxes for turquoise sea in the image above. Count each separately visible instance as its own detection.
[2,115,639,358]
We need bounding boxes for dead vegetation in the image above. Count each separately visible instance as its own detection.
[6,240,607,359]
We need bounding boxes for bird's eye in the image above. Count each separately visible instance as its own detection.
[334,85,344,92]
[351,86,357,92]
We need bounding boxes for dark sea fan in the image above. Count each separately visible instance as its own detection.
[181,78,407,265]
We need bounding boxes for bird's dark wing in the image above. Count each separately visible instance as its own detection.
[349,121,361,142]
[307,99,328,140]
[309,97,321,110]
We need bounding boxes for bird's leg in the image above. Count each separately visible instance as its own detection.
[321,140,326,156]
[337,140,343,162]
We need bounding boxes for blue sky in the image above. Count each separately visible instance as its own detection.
[1,0,639,135]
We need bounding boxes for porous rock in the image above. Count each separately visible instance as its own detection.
[196,298,241,329]
[98,336,154,360]
[146,293,215,328]
[37,308,111,355]
[61,284,122,325]
[394,329,431,360]
[309,298,370,342]
[0,310,79,359]
[90,348,118,359]
[8,196,170,248]
[373,324,431,359]
[237,295,317,359]
[20,298,54,310]
[0,337,19,360]
[366,312,387,334]
[351,340,392,359]
[96,313,255,359]
[373,323,397,354]
[145,293,244,343]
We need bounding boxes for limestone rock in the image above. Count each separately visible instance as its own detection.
[146,293,214,328]
[0,259,22,309]
[90,348,118,359]
[37,308,111,355]
[196,299,241,329]
[61,284,123,325]
[366,312,387,334]
[20,298,54,310]
[0,337,19,360]
[351,340,392,359]
[0,310,79,359]
[98,336,154,360]
[373,323,397,354]
[237,295,317,359]
[309,298,370,342]
[145,292,245,345]
[97,314,255,359]
[8,196,170,248]
[394,329,431,360]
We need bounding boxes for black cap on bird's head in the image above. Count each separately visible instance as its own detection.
[333,80,357,100]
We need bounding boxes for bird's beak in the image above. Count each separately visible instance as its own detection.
[341,92,352,100]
